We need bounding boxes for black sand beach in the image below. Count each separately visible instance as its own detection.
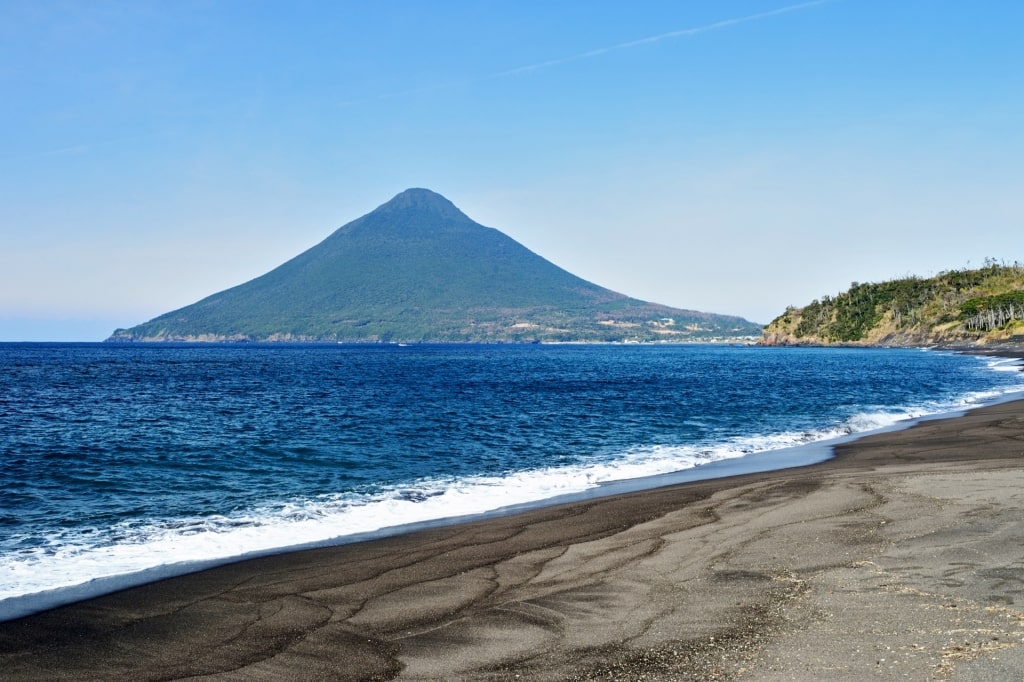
[3,398,1024,680]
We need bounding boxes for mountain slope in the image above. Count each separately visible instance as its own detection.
[109,189,761,343]
[760,262,1024,347]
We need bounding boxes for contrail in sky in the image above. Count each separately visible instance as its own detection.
[329,0,835,108]
[492,0,834,78]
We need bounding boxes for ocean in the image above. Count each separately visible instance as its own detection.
[1,342,1022,620]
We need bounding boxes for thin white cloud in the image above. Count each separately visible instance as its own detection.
[493,0,834,78]
[0,144,90,164]
[2,131,170,164]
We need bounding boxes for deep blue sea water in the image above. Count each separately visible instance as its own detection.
[1,342,1022,620]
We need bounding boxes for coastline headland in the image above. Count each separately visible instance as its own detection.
[4,390,1024,679]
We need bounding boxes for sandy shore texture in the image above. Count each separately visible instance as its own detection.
[3,398,1024,680]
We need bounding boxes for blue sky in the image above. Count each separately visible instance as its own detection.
[2,0,1022,340]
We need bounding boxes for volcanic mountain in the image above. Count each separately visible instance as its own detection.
[108,189,760,343]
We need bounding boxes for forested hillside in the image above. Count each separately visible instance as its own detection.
[760,261,1024,347]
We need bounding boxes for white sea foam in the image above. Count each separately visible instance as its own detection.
[985,356,1024,373]
[2,379,1022,620]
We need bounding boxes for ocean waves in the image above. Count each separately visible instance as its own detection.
[1,344,1021,620]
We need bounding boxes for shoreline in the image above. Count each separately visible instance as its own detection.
[0,415,852,623]
[0,413,839,623]
[3,397,1024,679]
[4,376,1017,624]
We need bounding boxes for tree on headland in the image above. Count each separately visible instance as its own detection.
[761,261,1024,346]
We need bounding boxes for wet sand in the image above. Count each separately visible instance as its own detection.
[3,398,1024,680]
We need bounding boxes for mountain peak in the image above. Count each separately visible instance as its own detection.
[391,187,450,204]
[109,189,763,343]
[372,188,470,224]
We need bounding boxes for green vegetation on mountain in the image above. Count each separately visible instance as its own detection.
[109,189,761,343]
[761,261,1024,347]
